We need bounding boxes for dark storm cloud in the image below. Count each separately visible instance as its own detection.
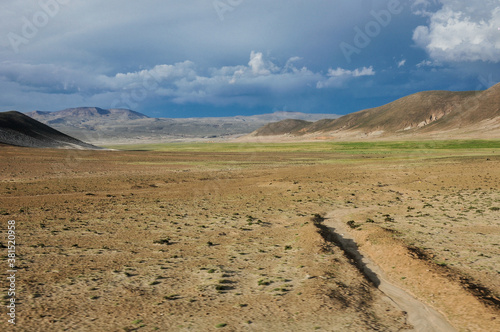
[0,0,498,116]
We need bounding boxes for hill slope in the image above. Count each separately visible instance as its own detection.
[251,83,500,140]
[252,119,313,136]
[0,111,101,149]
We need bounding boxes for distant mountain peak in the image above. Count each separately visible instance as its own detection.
[56,107,148,118]
[31,110,51,115]
[26,107,149,126]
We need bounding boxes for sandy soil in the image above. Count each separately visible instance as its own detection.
[0,144,498,331]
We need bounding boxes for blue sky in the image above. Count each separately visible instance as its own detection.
[0,0,499,118]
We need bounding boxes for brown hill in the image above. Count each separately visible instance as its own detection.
[250,83,500,140]
[252,119,313,136]
[0,111,101,149]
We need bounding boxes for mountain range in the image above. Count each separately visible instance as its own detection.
[248,83,500,141]
[1,84,499,148]
[26,108,339,144]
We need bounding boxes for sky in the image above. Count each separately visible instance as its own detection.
[0,0,499,118]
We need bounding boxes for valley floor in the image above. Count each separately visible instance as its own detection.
[0,141,498,331]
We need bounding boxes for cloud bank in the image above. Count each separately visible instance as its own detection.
[413,0,500,62]
[0,52,376,110]
[0,0,497,116]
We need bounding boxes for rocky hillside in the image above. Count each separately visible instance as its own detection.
[0,111,101,149]
[251,83,500,140]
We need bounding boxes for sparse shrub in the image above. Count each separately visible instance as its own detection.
[258,279,272,286]
[346,220,359,229]
[153,237,171,245]
[163,294,180,300]
[215,285,231,291]
[311,213,324,225]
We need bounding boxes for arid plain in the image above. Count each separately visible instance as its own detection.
[0,141,499,331]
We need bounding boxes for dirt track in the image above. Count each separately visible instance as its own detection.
[323,206,500,332]
[324,211,456,332]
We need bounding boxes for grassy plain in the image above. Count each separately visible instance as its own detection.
[106,139,500,152]
[0,141,499,331]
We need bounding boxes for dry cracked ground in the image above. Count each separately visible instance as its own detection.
[0,143,499,331]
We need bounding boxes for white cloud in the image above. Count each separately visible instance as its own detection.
[411,0,442,17]
[317,66,375,88]
[398,59,406,68]
[327,66,375,77]
[413,1,500,62]
[248,51,278,76]
[100,62,197,90]
[416,59,435,67]
[283,56,303,72]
